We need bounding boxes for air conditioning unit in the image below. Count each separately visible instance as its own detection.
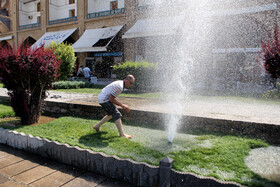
[28,15,33,20]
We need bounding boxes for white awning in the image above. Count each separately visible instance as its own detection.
[122,16,183,39]
[0,35,13,41]
[72,25,123,52]
[32,28,77,48]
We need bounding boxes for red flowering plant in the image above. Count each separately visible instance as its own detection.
[0,44,61,125]
[260,26,280,81]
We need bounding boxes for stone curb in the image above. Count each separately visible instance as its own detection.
[0,128,241,186]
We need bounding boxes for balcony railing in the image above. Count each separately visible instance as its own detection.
[87,8,125,19]
[48,16,77,25]
[19,23,41,30]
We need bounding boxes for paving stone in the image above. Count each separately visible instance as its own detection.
[0,155,24,169]
[0,173,9,185]
[12,161,65,184]
[0,144,16,159]
[30,166,83,187]
[0,146,35,169]
[0,158,45,177]
[62,172,106,187]
[0,150,10,159]
[0,180,28,187]
[0,145,137,187]
[0,145,33,161]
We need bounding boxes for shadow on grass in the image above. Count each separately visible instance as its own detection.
[0,118,20,127]
[79,132,111,148]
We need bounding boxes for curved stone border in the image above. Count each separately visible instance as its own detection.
[0,128,241,186]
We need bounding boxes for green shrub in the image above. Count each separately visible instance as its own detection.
[262,82,280,99]
[48,42,76,81]
[52,81,86,89]
[69,78,96,88]
[113,61,158,92]
[52,80,105,89]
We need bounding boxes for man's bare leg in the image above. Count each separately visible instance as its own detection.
[115,118,133,138]
[93,115,112,132]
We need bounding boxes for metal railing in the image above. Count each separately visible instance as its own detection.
[48,16,77,25]
[87,8,125,19]
[19,23,41,30]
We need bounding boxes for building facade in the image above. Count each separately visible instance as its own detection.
[0,0,135,79]
[0,0,279,93]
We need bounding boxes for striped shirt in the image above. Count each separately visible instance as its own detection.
[98,80,124,104]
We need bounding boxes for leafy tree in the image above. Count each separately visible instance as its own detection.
[0,44,61,125]
[48,42,76,81]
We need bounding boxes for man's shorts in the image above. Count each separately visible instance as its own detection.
[100,101,122,121]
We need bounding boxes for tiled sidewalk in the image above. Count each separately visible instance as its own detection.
[0,144,135,187]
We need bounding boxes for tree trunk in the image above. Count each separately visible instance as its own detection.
[9,90,43,125]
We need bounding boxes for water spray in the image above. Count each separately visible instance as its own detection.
[145,0,211,143]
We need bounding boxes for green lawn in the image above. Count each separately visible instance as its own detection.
[0,101,14,118]
[0,110,277,186]
[0,83,3,88]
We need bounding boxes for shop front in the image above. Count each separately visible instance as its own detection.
[73,25,124,79]
[85,52,123,79]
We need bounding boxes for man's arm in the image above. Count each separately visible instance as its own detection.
[109,95,130,113]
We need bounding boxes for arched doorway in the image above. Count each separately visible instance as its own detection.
[22,36,36,47]
[0,40,11,49]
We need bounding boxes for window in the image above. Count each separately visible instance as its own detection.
[69,0,75,4]
[37,16,41,23]
[69,9,75,17]
[37,2,40,12]
[110,1,118,10]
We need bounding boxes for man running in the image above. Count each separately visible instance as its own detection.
[93,74,135,138]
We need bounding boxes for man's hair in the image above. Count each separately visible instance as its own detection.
[126,74,134,81]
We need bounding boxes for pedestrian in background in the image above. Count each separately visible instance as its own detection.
[77,65,84,77]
